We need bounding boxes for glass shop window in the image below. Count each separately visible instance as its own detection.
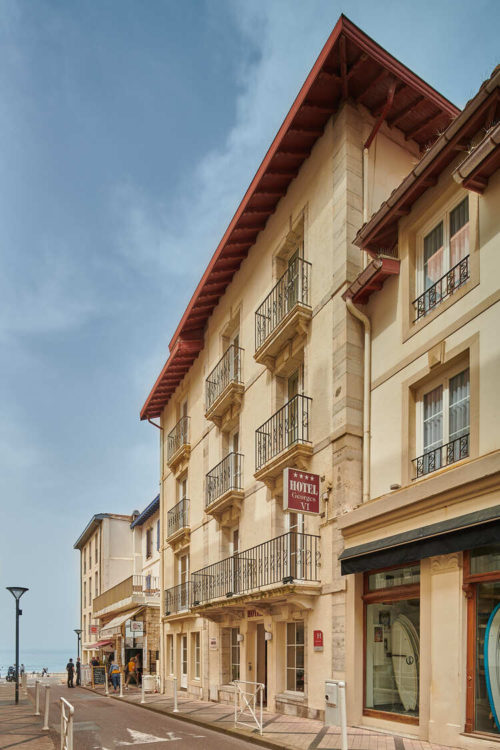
[364,564,420,721]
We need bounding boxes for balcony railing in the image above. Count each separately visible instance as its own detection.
[413,255,469,321]
[92,574,160,614]
[167,416,190,462]
[167,498,189,538]
[206,453,244,508]
[255,394,312,471]
[412,433,469,478]
[164,582,191,615]
[191,531,320,605]
[255,257,311,350]
[206,345,244,411]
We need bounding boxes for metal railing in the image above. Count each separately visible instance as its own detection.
[92,574,160,613]
[412,433,469,478]
[164,582,192,615]
[233,680,264,735]
[413,255,469,320]
[191,531,320,605]
[206,345,244,410]
[60,697,74,750]
[206,453,244,508]
[167,498,189,538]
[255,257,311,350]
[167,416,190,462]
[255,394,312,471]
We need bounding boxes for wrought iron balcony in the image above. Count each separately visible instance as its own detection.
[255,258,312,372]
[164,582,192,616]
[205,345,244,423]
[191,531,320,606]
[412,433,469,478]
[413,255,469,321]
[206,452,243,507]
[167,498,190,542]
[255,394,312,475]
[166,416,190,470]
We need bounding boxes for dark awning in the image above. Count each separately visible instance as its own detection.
[340,505,500,575]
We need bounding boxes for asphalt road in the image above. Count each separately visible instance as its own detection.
[38,684,258,750]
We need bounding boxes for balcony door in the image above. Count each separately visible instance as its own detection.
[229,431,241,490]
[229,332,240,382]
[180,634,188,689]
[287,371,300,447]
[178,553,189,611]
[230,527,240,595]
[286,512,305,580]
[286,249,300,312]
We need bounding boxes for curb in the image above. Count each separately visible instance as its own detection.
[81,686,290,750]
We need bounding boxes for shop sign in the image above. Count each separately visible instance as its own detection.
[90,625,98,634]
[209,637,217,650]
[283,469,320,515]
[125,620,144,637]
[313,630,323,651]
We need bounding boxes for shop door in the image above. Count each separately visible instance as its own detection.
[180,635,188,689]
[256,624,267,704]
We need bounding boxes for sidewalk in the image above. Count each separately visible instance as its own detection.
[87,683,458,750]
[0,682,55,750]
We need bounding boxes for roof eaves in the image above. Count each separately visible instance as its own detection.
[73,514,107,550]
[130,495,160,528]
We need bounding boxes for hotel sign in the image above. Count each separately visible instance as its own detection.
[283,469,320,515]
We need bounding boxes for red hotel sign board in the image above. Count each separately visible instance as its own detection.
[283,468,320,515]
[313,630,323,650]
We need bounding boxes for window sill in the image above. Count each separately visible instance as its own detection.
[276,691,306,703]
[461,731,500,743]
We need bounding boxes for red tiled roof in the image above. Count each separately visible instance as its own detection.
[141,15,459,420]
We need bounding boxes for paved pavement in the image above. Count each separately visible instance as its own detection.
[0,681,55,750]
[87,683,460,750]
[27,682,261,750]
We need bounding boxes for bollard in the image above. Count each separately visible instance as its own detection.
[22,673,28,695]
[105,672,109,697]
[338,681,348,750]
[141,677,145,704]
[172,677,179,713]
[34,680,40,716]
[119,671,123,698]
[42,684,51,731]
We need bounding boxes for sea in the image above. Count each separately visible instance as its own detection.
[0,649,71,674]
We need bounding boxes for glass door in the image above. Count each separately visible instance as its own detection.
[180,635,188,689]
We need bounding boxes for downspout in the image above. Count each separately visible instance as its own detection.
[345,299,371,503]
[148,418,165,692]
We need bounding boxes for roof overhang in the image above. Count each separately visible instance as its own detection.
[141,15,459,420]
[340,504,500,575]
[342,257,400,304]
[452,121,500,193]
[73,514,107,550]
[130,495,160,528]
[355,66,500,256]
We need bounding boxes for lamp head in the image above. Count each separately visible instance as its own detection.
[74,629,82,636]
[6,587,28,601]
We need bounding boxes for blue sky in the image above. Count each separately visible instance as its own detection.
[0,0,498,653]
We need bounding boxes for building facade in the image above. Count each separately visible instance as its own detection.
[140,16,474,726]
[340,66,500,746]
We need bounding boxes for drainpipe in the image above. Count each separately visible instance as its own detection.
[345,299,371,504]
[148,418,165,692]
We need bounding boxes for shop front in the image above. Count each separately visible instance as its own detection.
[340,505,500,746]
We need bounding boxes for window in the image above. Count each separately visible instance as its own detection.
[192,632,201,679]
[286,621,305,692]
[95,532,98,564]
[156,520,160,551]
[83,581,86,607]
[415,197,470,320]
[464,546,500,736]
[95,572,98,598]
[231,628,240,681]
[146,528,153,559]
[83,549,86,574]
[83,614,86,638]
[414,367,470,478]
[364,564,420,722]
[88,577,92,606]
[167,634,174,675]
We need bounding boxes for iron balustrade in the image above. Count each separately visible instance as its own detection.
[167,416,190,461]
[191,531,320,605]
[413,255,470,321]
[134,574,160,595]
[206,453,244,508]
[255,394,312,471]
[206,345,244,410]
[413,433,469,478]
[167,498,189,538]
[165,582,192,615]
[255,257,311,350]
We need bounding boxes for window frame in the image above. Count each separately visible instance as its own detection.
[192,631,201,680]
[286,620,305,693]
[231,627,240,682]
[416,196,470,299]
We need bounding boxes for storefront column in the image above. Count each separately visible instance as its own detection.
[428,553,463,745]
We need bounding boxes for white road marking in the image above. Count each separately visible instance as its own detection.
[117,728,182,745]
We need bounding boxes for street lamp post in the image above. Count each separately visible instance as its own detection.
[6,587,28,705]
[74,629,82,659]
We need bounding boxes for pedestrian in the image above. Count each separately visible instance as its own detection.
[20,664,25,676]
[75,657,81,686]
[90,656,99,667]
[66,658,75,688]
[135,654,142,686]
[109,660,120,693]
[124,656,136,688]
